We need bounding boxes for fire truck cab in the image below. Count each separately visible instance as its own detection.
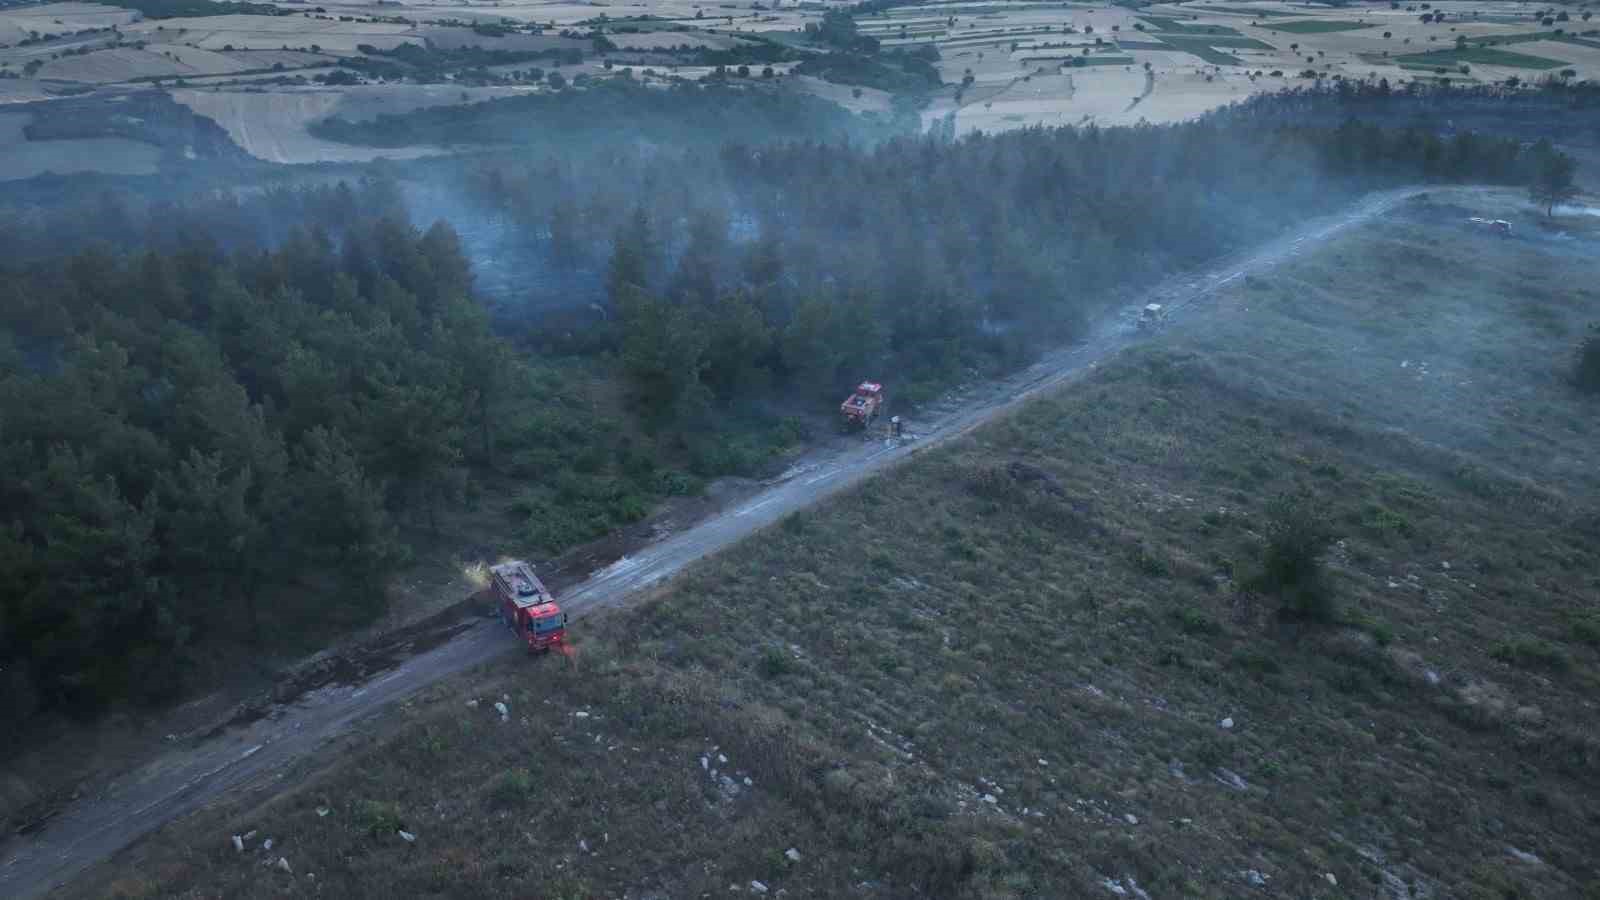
[490,560,567,653]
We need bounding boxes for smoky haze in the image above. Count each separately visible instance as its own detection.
[0,75,1584,802]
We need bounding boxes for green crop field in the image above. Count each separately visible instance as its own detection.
[65,194,1600,900]
[1152,37,1248,65]
[1139,16,1243,36]
[1264,19,1374,34]
[1396,46,1571,70]
[1196,5,1304,16]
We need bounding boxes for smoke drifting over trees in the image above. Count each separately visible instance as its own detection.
[0,83,1578,744]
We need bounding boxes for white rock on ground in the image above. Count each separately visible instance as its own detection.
[467,699,479,708]
[494,702,509,721]
[579,839,589,853]
[1243,869,1268,886]
[1123,814,1138,825]
[786,848,802,862]
[316,806,331,817]
[399,830,416,843]
[574,711,590,718]
[277,858,292,874]
[750,880,769,894]
[1324,872,1338,886]
[1507,847,1543,865]
[1220,717,1235,729]
[263,838,273,851]
[981,794,998,804]
[231,835,244,852]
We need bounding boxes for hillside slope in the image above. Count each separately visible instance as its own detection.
[74,195,1600,899]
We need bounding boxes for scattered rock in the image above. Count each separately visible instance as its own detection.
[1324,872,1338,886]
[263,838,273,851]
[466,699,479,709]
[1243,869,1269,886]
[277,857,292,874]
[718,754,729,764]
[1213,768,1249,791]
[494,702,509,721]
[1441,561,1451,570]
[502,693,510,702]
[700,756,709,771]
[1101,878,1128,896]
[243,830,257,842]
[1507,847,1543,865]
[316,806,331,817]
[1038,758,1049,767]
[981,794,998,804]
[743,776,753,787]
[750,880,769,894]
[786,848,802,863]
[1220,717,1235,730]
[1123,814,1139,825]
[574,711,590,719]
[1425,670,1441,686]
[579,839,589,853]
[399,830,416,843]
[231,835,244,852]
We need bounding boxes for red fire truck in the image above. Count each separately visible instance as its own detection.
[490,560,567,653]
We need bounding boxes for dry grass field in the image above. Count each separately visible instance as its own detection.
[64,191,1600,899]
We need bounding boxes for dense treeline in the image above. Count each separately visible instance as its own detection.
[461,117,1556,415]
[0,178,409,264]
[1211,78,1600,142]
[0,212,477,738]
[310,79,918,150]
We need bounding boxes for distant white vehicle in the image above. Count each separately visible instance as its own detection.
[1137,303,1166,330]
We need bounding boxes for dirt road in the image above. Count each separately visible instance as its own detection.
[0,185,1446,899]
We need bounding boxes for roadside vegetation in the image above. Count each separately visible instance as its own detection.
[79,198,1600,899]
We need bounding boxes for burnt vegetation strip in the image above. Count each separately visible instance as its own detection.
[71,211,1600,900]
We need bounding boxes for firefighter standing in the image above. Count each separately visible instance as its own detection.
[890,415,902,438]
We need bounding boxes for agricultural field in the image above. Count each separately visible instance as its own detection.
[0,108,161,178]
[0,1,136,44]
[67,189,1600,899]
[0,0,1594,170]
[167,85,547,162]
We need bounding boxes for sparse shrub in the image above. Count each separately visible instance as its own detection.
[1491,637,1571,672]
[1229,649,1283,677]
[757,647,795,678]
[489,768,535,808]
[1249,491,1336,622]
[1176,607,1221,635]
[355,799,404,836]
[1572,325,1600,394]
[1567,613,1600,647]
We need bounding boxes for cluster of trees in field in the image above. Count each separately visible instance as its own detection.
[461,117,1552,417]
